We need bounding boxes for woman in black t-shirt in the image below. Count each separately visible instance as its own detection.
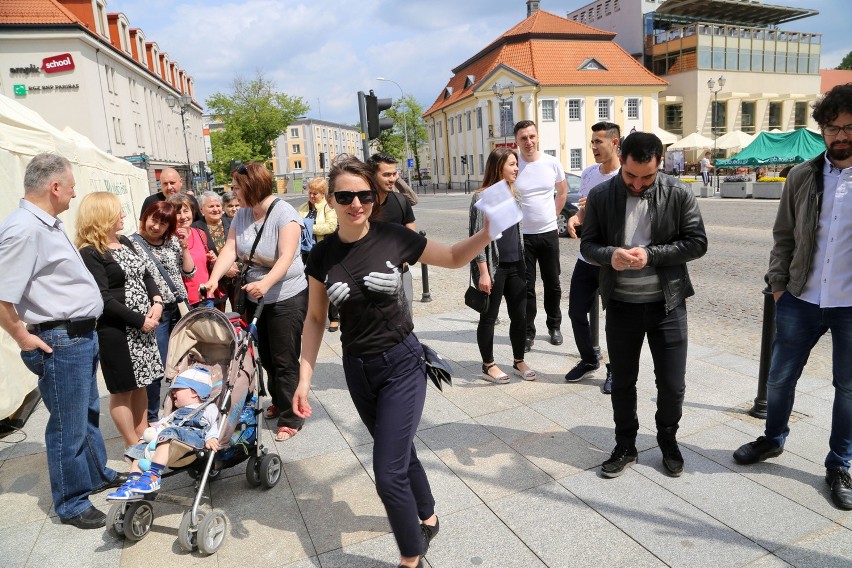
[294,156,491,568]
[469,148,536,383]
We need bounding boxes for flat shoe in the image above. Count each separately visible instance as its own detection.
[60,506,106,529]
[264,404,280,419]
[512,361,536,381]
[275,426,301,442]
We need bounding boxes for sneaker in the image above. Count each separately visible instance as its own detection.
[733,436,783,465]
[659,439,684,477]
[825,469,852,510]
[565,359,599,383]
[124,470,161,494]
[602,364,613,394]
[420,516,440,553]
[600,444,638,478]
[105,473,143,501]
[264,404,280,419]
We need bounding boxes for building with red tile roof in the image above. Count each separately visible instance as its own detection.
[0,0,205,190]
[423,6,668,188]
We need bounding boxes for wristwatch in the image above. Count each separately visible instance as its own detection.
[153,300,165,307]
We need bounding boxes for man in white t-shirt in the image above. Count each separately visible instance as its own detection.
[514,120,568,351]
[564,122,621,392]
[700,152,713,187]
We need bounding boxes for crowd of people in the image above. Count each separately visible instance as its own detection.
[0,83,849,568]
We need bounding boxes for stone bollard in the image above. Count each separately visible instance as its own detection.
[419,231,432,303]
[749,287,775,419]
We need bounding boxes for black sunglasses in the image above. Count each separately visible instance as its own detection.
[237,164,248,175]
[331,190,376,205]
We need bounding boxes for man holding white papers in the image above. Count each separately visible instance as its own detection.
[514,121,567,352]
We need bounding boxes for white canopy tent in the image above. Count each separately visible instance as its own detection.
[667,132,714,150]
[653,126,679,145]
[716,130,756,150]
[0,93,151,420]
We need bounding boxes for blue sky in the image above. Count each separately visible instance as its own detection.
[107,0,850,124]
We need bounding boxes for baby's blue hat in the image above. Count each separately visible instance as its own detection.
[171,366,212,399]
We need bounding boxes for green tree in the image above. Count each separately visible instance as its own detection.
[837,50,852,70]
[374,95,429,184]
[206,72,309,183]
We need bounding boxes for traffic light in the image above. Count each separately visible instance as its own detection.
[365,89,393,139]
[460,156,467,165]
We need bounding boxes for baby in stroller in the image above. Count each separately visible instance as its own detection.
[108,366,219,500]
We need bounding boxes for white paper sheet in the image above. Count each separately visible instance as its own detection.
[473,180,523,240]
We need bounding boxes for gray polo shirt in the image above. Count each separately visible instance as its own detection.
[0,199,103,324]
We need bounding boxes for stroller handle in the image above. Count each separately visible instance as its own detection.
[250,298,265,325]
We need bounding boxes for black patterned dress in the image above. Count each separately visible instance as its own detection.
[80,236,163,394]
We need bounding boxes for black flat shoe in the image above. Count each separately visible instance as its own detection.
[91,472,129,494]
[60,505,106,529]
[398,560,423,568]
[421,516,440,553]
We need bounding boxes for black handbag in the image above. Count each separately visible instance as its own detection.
[420,342,452,391]
[234,199,279,314]
[464,284,490,314]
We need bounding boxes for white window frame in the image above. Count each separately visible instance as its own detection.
[569,148,582,170]
[568,99,581,121]
[626,98,640,120]
[541,99,556,122]
[596,98,612,121]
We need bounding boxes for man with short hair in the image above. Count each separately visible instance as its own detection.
[581,132,707,479]
[140,167,201,221]
[700,151,713,188]
[564,122,621,391]
[0,153,126,529]
[733,83,852,511]
[514,120,568,351]
[368,153,417,312]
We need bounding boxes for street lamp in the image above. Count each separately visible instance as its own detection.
[491,82,515,144]
[167,93,193,190]
[707,75,726,191]
[376,77,410,183]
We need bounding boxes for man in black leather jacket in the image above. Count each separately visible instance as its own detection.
[581,132,708,479]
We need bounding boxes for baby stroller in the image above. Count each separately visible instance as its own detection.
[106,302,281,554]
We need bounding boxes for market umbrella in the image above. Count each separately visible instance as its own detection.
[653,126,679,145]
[667,132,714,150]
[716,130,755,150]
[716,129,824,167]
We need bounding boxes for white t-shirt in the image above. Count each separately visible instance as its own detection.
[700,158,712,173]
[516,153,565,234]
[578,163,619,263]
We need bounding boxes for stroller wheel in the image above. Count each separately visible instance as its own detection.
[197,511,228,555]
[122,501,154,541]
[106,502,126,538]
[178,510,204,552]
[245,455,261,487]
[260,453,282,488]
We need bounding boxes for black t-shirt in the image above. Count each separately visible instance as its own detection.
[306,222,427,355]
[496,223,521,263]
[376,191,415,225]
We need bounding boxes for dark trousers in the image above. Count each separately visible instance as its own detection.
[252,289,307,429]
[568,259,600,363]
[605,300,688,448]
[477,261,527,362]
[342,332,435,557]
[523,230,562,337]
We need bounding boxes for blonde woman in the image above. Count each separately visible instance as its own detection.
[77,192,164,447]
[297,177,340,331]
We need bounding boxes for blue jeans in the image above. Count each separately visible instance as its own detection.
[20,329,117,519]
[764,293,852,471]
[149,302,181,422]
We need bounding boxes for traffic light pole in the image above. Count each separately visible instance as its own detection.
[358,91,370,160]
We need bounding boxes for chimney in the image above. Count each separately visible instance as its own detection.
[527,0,540,17]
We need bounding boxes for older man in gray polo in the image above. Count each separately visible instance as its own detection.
[0,153,125,529]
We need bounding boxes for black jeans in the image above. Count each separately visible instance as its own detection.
[605,300,688,448]
[523,230,562,337]
[342,332,435,557]
[567,259,600,364]
[252,289,307,429]
[477,261,527,362]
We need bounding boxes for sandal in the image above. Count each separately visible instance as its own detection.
[264,404,280,419]
[513,360,537,381]
[481,363,509,384]
[328,321,339,332]
[275,426,301,442]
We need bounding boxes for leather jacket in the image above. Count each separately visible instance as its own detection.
[765,153,825,296]
[580,171,708,313]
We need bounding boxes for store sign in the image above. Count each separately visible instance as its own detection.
[42,53,74,74]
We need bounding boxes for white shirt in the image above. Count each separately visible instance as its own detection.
[516,153,565,234]
[797,157,852,308]
[578,163,619,263]
[700,158,712,173]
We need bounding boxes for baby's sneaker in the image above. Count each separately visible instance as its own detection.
[129,471,161,494]
[106,473,143,501]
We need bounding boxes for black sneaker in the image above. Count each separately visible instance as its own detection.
[421,517,440,553]
[524,337,534,353]
[600,444,638,478]
[825,469,852,511]
[659,439,684,477]
[602,364,613,394]
[565,359,599,383]
[733,436,783,465]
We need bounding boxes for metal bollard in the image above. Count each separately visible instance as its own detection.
[589,292,601,354]
[419,230,432,303]
[749,287,775,418]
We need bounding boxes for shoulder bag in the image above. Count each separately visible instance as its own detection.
[233,198,280,314]
[130,234,191,312]
[464,271,490,314]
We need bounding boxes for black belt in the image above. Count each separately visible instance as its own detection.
[27,317,97,336]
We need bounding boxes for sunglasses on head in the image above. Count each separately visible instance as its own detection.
[237,164,248,175]
[331,190,376,205]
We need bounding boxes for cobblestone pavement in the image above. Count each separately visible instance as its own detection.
[407,194,833,381]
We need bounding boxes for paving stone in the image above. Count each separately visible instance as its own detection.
[772,524,852,568]
[0,519,43,568]
[0,451,53,529]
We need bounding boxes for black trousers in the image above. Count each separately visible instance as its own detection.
[252,289,307,429]
[567,259,600,364]
[605,300,688,448]
[477,261,527,362]
[342,332,435,557]
[523,230,562,337]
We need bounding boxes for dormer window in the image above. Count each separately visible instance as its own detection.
[444,86,454,99]
[464,75,476,89]
[93,0,108,38]
[579,58,607,71]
